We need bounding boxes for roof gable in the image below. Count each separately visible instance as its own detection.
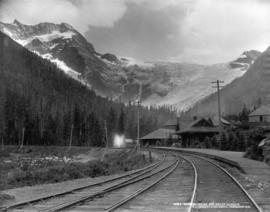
[176,118,218,134]
[249,105,270,116]
[191,118,214,127]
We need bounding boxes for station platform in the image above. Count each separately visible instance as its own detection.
[156,147,270,184]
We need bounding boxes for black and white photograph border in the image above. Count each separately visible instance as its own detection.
[0,0,270,211]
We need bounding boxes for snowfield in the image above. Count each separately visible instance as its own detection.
[142,64,246,111]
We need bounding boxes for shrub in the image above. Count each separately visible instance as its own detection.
[244,146,264,161]
[0,150,10,158]
[0,193,14,205]
[210,136,218,149]
[262,145,270,165]
[86,161,108,177]
[220,132,228,150]
[244,128,265,161]
[7,168,27,185]
[236,132,246,151]
[64,165,84,179]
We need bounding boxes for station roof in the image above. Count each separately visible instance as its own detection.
[178,127,219,134]
[176,118,219,134]
[164,119,178,126]
[141,128,178,140]
[249,105,270,116]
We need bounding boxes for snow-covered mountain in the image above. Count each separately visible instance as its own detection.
[0,20,260,111]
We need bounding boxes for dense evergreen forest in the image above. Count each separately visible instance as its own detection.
[0,32,176,146]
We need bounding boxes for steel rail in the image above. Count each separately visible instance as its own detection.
[182,152,263,212]
[42,156,178,212]
[175,153,198,212]
[143,148,198,212]
[105,158,180,212]
[2,153,165,212]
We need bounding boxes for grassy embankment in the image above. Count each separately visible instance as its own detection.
[0,146,149,192]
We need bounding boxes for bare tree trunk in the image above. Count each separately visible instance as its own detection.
[20,128,25,150]
[67,124,74,152]
[101,121,108,162]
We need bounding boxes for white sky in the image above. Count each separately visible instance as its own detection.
[0,0,270,64]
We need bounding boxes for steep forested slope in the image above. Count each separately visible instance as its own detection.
[186,47,270,116]
[0,32,176,146]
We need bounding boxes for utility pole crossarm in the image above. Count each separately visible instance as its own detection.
[211,81,224,83]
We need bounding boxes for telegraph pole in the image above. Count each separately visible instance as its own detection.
[212,80,224,147]
[67,124,74,152]
[136,100,141,152]
[101,120,108,161]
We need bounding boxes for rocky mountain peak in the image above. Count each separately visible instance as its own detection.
[60,23,75,31]
[30,38,43,46]
[13,19,22,26]
[101,53,120,64]
[230,49,261,70]
[242,50,261,60]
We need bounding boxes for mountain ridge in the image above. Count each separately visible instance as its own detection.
[0,20,259,111]
[185,47,270,116]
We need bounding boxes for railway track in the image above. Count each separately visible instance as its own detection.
[120,149,263,212]
[112,152,194,212]
[2,153,164,212]
[177,152,263,212]
[3,152,180,212]
[69,155,179,212]
[2,149,264,212]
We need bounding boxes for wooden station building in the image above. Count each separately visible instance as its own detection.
[141,116,220,148]
[249,105,270,126]
[176,117,219,148]
[140,119,179,146]
[140,128,178,146]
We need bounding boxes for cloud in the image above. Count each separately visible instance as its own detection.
[0,0,192,33]
[85,1,187,61]
[174,0,270,64]
[0,0,270,64]
[0,0,128,33]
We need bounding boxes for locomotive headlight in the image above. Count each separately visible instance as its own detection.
[113,134,126,148]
